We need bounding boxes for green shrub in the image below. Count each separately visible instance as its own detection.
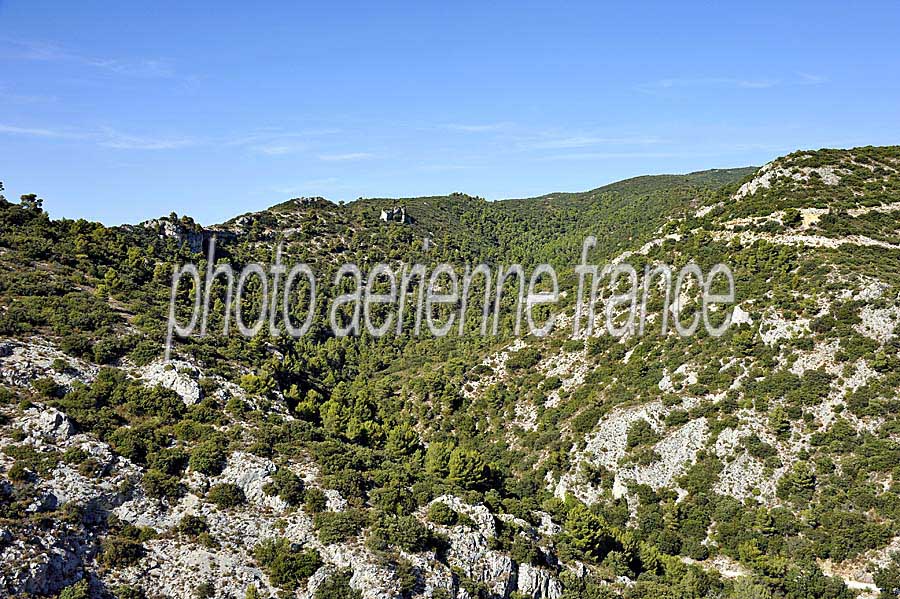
[177,514,209,537]
[189,441,227,475]
[114,585,145,599]
[268,468,305,506]
[314,568,361,599]
[62,447,89,465]
[129,340,161,367]
[427,502,458,526]
[314,510,367,544]
[194,582,215,598]
[396,559,418,596]
[625,419,659,449]
[506,348,541,370]
[559,504,618,563]
[59,580,90,599]
[207,483,246,508]
[100,537,144,567]
[254,538,322,591]
[776,462,816,501]
[148,447,188,476]
[304,487,327,514]
[783,208,802,226]
[32,377,61,398]
[142,469,183,501]
[0,386,14,405]
[664,410,690,427]
[7,461,30,483]
[173,419,206,442]
[107,427,148,464]
[370,514,432,552]
[424,441,454,478]
[448,448,489,490]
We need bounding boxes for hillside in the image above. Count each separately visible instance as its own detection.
[2,149,900,599]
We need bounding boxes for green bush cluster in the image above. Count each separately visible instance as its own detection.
[253,538,322,591]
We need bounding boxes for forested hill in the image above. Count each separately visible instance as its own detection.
[221,166,755,270]
[3,148,900,599]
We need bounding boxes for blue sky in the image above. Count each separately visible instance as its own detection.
[1,1,898,225]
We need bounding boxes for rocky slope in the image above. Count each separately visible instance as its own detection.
[2,147,900,599]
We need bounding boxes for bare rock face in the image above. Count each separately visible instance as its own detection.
[432,495,520,594]
[402,552,456,597]
[517,563,564,599]
[139,216,233,254]
[478,552,517,597]
[0,402,146,597]
[138,359,202,405]
[0,339,97,390]
[316,544,401,599]
[217,451,286,511]
[537,512,562,537]
[304,566,335,597]
[105,539,278,599]
[732,161,842,201]
[431,494,497,538]
[323,488,349,512]
[14,406,141,514]
[0,524,95,596]
[2,397,572,599]
[21,406,75,442]
[856,305,900,343]
[423,495,567,599]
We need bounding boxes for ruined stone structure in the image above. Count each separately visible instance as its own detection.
[379,206,410,224]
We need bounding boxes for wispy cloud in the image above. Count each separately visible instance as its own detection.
[0,124,83,139]
[224,128,340,156]
[86,57,175,78]
[541,151,706,161]
[253,142,308,156]
[441,123,665,152]
[444,122,512,133]
[0,38,177,78]
[0,87,57,104]
[797,72,828,85]
[98,128,195,150]
[225,130,337,146]
[637,73,826,94]
[318,152,375,161]
[639,77,778,92]
[0,122,195,149]
[0,120,356,155]
[418,163,470,172]
[524,135,664,150]
[271,178,344,196]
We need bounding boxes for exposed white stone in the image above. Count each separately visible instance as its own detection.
[324,489,348,512]
[856,305,900,343]
[714,453,766,502]
[789,340,841,377]
[138,359,202,405]
[105,539,278,599]
[430,495,497,539]
[731,305,754,326]
[0,339,97,390]
[216,451,287,512]
[537,512,562,537]
[760,311,809,346]
[20,407,75,442]
[733,162,842,201]
[695,202,723,218]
